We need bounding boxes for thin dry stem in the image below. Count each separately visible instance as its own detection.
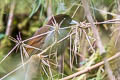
[70,34,72,70]
[5,0,16,36]
[47,0,53,19]
[23,30,54,43]
[81,0,105,55]
[60,52,120,80]
[83,29,95,53]
[91,7,120,17]
[20,46,25,69]
[22,46,29,58]
[0,43,19,64]
[72,4,80,18]
[47,60,53,80]
[0,59,30,80]
[42,65,49,78]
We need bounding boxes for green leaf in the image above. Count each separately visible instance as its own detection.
[29,0,42,18]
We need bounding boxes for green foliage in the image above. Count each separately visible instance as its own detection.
[0,34,5,39]
[29,0,42,18]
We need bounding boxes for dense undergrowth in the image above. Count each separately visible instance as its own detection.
[0,0,120,80]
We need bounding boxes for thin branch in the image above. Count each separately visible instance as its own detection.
[60,52,120,80]
[0,43,19,64]
[81,0,115,79]
[83,29,95,53]
[47,0,53,19]
[72,4,80,18]
[0,59,30,80]
[81,0,105,55]
[22,30,53,43]
[5,0,16,36]
[91,7,120,17]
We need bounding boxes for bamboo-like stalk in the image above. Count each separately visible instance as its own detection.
[81,0,105,55]
[81,0,115,80]
[60,52,120,80]
[47,0,53,19]
[5,0,16,36]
